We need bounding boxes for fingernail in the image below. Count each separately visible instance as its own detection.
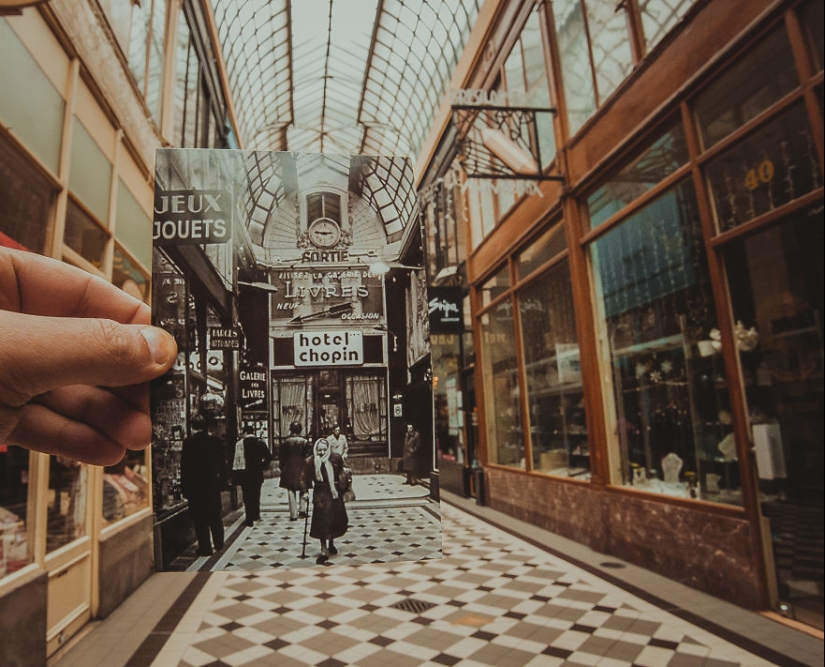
[141,327,175,365]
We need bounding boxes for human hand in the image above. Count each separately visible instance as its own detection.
[0,247,176,465]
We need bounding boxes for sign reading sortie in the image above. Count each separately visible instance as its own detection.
[293,331,363,367]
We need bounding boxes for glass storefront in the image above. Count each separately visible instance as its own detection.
[0,446,30,577]
[519,259,588,478]
[591,181,734,500]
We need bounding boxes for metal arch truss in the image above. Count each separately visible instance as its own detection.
[452,105,564,182]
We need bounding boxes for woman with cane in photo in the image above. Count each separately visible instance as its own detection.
[303,437,349,564]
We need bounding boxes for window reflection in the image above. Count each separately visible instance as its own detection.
[553,0,597,135]
[640,0,695,53]
[47,458,88,552]
[103,454,149,524]
[694,28,798,150]
[0,135,55,253]
[0,446,31,578]
[65,199,109,269]
[587,121,688,229]
[516,225,567,279]
[480,265,511,307]
[705,103,821,233]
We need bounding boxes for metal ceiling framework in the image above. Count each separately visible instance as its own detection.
[210,0,482,159]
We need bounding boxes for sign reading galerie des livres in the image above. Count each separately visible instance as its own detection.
[294,331,363,367]
[153,189,232,245]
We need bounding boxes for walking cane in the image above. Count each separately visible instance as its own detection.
[300,492,310,559]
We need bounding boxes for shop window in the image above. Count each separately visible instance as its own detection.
[585,1,635,104]
[799,0,824,72]
[47,458,89,552]
[112,244,149,303]
[591,180,738,502]
[479,297,522,468]
[552,0,597,135]
[0,446,31,579]
[519,260,588,478]
[102,453,149,525]
[173,16,199,148]
[128,0,166,122]
[115,179,152,270]
[0,19,65,173]
[151,251,187,513]
[516,225,567,280]
[0,135,56,253]
[64,199,109,269]
[723,208,823,502]
[722,207,823,615]
[586,121,688,229]
[69,119,113,225]
[273,376,315,443]
[552,0,634,135]
[479,264,511,307]
[420,166,466,281]
[705,102,821,233]
[503,5,555,169]
[694,28,798,150]
[432,334,464,462]
[345,375,387,442]
[640,0,695,54]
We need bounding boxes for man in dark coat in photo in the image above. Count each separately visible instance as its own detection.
[233,425,273,527]
[279,421,309,521]
[403,422,423,485]
[181,414,226,556]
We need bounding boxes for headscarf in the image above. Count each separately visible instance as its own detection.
[313,438,338,499]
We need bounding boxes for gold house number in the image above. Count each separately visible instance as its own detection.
[744,159,775,190]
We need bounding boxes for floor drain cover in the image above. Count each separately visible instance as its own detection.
[391,598,437,614]
[600,561,626,569]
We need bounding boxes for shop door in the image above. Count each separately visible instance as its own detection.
[316,370,341,439]
[722,209,823,630]
[44,456,93,655]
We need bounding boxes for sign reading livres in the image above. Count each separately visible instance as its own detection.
[294,331,363,366]
[239,365,268,410]
[153,189,232,245]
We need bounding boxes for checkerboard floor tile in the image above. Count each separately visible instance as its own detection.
[150,504,784,667]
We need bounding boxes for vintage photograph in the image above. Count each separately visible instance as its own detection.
[151,149,440,571]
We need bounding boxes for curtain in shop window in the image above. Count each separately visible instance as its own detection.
[350,377,380,440]
[279,378,309,438]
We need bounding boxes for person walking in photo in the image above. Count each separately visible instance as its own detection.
[304,438,348,565]
[233,425,273,527]
[403,422,423,485]
[181,414,226,556]
[279,421,309,521]
[327,423,348,461]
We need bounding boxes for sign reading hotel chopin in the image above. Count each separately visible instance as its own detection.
[294,331,363,367]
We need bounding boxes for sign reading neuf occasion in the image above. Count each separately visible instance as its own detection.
[153,189,232,245]
[294,331,363,367]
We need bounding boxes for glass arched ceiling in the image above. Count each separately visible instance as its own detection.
[211,0,482,160]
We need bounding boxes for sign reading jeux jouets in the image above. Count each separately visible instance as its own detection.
[153,189,231,245]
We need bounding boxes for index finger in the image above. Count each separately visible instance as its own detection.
[0,247,148,324]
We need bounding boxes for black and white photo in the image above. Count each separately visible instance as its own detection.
[151,149,440,572]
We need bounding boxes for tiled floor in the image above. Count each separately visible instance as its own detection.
[53,479,824,667]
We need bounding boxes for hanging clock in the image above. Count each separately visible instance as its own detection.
[307,217,342,248]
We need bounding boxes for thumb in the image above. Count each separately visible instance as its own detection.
[0,310,176,406]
